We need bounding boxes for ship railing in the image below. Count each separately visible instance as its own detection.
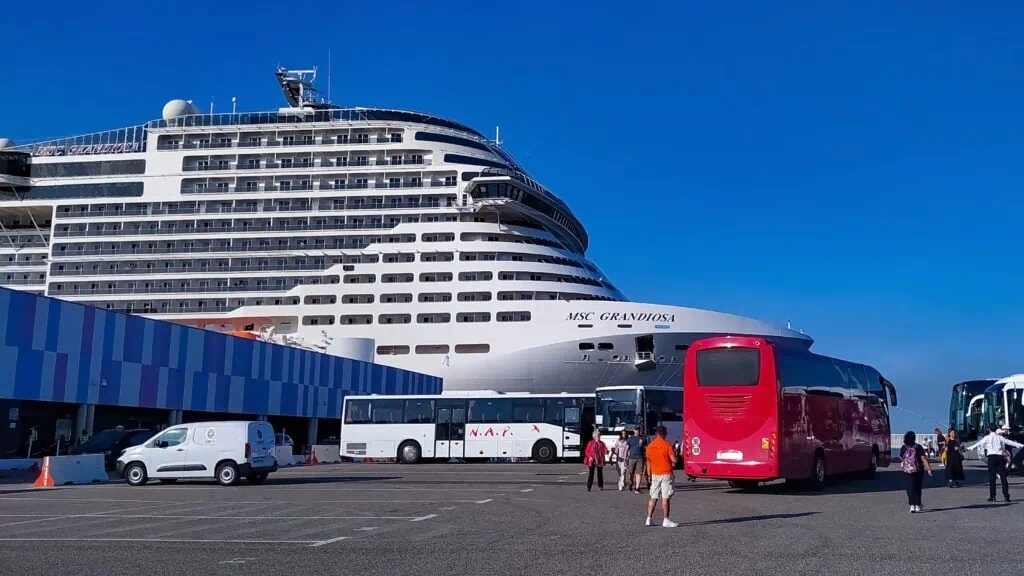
[49,263,332,277]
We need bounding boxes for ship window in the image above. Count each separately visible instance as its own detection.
[675,344,689,351]
[415,344,450,355]
[598,343,614,351]
[454,344,490,354]
[579,343,595,351]
[376,345,410,355]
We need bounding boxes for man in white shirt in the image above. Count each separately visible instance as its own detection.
[966,424,1024,502]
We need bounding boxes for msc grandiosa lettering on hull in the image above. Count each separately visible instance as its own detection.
[565,311,676,323]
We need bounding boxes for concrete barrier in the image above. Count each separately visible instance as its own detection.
[311,445,341,464]
[33,455,107,487]
[274,446,295,467]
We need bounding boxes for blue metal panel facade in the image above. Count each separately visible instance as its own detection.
[0,288,442,416]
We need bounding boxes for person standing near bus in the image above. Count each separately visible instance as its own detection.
[944,429,965,488]
[966,423,1024,503]
[613,431,630,491]
[900,431,933,513]
[935,428,947,466]
[584,430,607,492]
[645,425,679,527]
[626,428,645,493]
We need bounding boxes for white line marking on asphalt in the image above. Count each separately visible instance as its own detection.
[520,489,534,493]
[0,496,482,505]
[0,501,183,528]
[0,513,421,521]
[438,506,457,510]
[410,514,437,522]
[474,499,493,504]
[0,537,317,545]
[308,536,349,547]
[69,486,509,492]
[354,527,379,531]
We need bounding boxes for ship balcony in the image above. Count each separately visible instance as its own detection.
[182,157,430,172]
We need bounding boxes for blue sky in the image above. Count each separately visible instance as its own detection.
[2,2,1022,430]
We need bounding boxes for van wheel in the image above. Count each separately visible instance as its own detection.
[532,440,557,464]
[125,463,148,487]
[810,453,826,491]
[398,441,421,464]
[247,473,268,485]
[158,479,178,485]
[216,462,239,486]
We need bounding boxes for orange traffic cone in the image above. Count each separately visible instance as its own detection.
[306,446,319,466]
[33,457,54,487]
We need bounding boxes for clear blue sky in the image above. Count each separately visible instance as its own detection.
[2,2,1022,431]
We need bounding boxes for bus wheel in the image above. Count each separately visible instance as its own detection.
[398,441,421,464]
[864,449,878,479]
[810,453,826,491]
[532,440,556,464]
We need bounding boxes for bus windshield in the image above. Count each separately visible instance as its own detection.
[984,389,1005,430]
[949,380,992,439]
[596,389,640,430]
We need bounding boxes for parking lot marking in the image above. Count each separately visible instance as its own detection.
[520,488,534,493]
[354,527,379,531]
[0,537,318,545]
[0,501,183,528]
[49,513,424,520]
[410,514,437,522]
[309,536,349,547]
[0,496,485,505]
[475,498,493,504]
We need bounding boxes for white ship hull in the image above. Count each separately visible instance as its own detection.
[0,68,812,395]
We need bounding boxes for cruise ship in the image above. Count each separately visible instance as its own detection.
[0,67,812,392]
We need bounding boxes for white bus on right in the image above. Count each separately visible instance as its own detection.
[594,385,683,463]
[981,374,1024,473]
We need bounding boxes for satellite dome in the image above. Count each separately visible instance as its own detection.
[0,138,12,150]
[162,99,199,121]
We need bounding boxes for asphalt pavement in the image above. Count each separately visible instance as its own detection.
[0,460,1020,576]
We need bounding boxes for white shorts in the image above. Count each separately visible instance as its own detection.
[649,473,674,499]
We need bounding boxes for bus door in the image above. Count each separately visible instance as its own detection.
[562,406,583,457]
[434,401,466,459]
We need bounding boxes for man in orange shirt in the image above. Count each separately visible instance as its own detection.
[645,425,679,527]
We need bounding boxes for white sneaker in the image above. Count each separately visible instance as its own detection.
[662,519,679,528]
[644,517,653,526]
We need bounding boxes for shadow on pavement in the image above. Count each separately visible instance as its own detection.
[749,465,1018,496]
[924,502,1018,513]
[680,512,818,527]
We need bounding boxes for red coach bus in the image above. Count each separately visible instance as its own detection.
[683,336,898,490]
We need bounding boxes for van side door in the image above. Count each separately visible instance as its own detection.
[145,427,189,477]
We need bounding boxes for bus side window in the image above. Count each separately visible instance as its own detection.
[544,399,566,425]
[404,400,435,424]
[345,400,371,424]
[511,398,545,423]
[371,400,404,424]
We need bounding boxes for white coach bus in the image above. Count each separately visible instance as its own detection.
[340,392,595,464]
[595,385,683,462]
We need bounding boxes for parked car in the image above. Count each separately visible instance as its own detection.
[70,428,158,470]
[117,421,277,487]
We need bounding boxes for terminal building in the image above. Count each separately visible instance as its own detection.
[0,287,442,458]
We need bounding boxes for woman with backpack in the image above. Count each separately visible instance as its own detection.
[900,431,933,513]
[584,430,607,492]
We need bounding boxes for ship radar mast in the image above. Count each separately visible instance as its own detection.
[275,66,337,110]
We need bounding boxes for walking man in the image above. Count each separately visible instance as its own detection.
[966,424,1024,502]
[625,428,645,493]
[644,425,679,527]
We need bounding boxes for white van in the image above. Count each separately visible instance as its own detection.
[116,421,277,486]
